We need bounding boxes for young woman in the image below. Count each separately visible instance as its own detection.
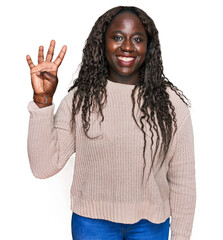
[26,6,196,240]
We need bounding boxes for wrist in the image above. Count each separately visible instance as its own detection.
[34,102,53,108]
[33,94,53,108]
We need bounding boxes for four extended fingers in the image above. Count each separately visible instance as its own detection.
[26,40,67,69]
[46,40,55,62]
[54,45,67,67]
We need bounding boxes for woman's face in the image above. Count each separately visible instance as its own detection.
[105,11,148,80]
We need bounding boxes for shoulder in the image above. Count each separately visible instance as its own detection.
[54,88,76,128]
[166,85,191,127]
[64,87,76,102]
[53,88,76,123]
[59,88,76,113]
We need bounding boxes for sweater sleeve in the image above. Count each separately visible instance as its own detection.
[27,93,76,179]
[167,111,196,240]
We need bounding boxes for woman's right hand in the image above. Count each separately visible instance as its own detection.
[26,39,67,99]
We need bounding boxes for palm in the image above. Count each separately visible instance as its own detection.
[26,40,67,96]
[31,61,58,95]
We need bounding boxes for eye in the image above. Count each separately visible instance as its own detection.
[113,35,123,41]
[133,37,143,43]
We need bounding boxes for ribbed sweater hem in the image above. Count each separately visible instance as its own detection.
[171,237,190,240]
[70,196,170,224]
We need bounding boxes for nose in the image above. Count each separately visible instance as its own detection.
[120,39,134,52]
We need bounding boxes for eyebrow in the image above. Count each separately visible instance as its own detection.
[111,30,146,37]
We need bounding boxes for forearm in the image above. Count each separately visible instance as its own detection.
[167,112,197,240]
[27,99,75,179]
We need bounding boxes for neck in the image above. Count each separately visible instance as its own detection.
[108,72,139,85]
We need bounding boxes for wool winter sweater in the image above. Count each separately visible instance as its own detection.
[27,79,196,240]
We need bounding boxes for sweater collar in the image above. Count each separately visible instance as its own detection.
[107,79,136,90]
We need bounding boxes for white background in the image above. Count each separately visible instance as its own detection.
[0,0,222,239]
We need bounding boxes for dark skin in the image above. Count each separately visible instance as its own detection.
[105,12,148,85]
[26,40,67,108]
[26,12,147,108]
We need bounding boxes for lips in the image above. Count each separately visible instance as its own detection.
[116,55,136,66]
[116,56,135,62]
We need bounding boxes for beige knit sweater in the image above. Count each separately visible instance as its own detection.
[27,79,196,240]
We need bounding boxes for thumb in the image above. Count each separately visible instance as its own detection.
[37,71,58,83]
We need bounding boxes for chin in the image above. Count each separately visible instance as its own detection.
[117,69,138,76]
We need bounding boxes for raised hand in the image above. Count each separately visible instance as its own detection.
[26,40,67,107]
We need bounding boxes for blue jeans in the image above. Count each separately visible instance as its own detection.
[71,212,170,240]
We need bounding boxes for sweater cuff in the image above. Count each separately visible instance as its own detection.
[27,101,55,119]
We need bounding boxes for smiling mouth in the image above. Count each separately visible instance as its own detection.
[116,56,136,62]
[115,56,137,67]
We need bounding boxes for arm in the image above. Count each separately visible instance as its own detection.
[167,111,196,240]
[27,94,76,179]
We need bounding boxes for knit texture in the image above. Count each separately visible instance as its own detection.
[27,79,196,240]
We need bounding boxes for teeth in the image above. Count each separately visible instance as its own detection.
[117,56,135,62]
